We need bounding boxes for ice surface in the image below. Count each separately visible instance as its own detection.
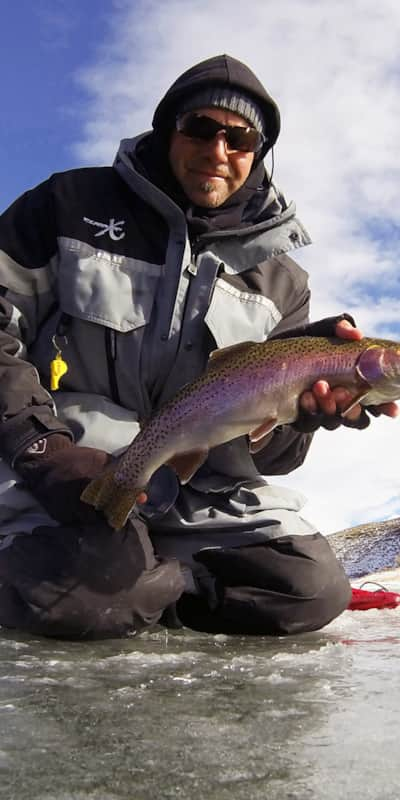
[0,607,399,799]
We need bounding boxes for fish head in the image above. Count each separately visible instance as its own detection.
[356,342,400,402]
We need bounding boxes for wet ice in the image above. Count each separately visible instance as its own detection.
[1,605,399,800]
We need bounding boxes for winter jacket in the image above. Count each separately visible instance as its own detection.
[0,142,313,532]
[0,55,315,536]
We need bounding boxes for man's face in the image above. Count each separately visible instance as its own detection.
[169,106,256,207]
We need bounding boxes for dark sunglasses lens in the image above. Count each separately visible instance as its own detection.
[225,127,261,152]
[178,115,263,153]
[180,115,220,140]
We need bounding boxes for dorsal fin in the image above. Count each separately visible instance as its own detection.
[207,341,254,372]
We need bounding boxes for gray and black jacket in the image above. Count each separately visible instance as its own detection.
[0,140,313,531]
[0,56,315,536]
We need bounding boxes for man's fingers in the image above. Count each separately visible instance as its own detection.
[373,401,399,418]
[299,378,400,422]
[136,491,148,505]
[332,387,363,422]
[299,389,318,415]
[334,319,363,341]
[310,380,337,415]
[299,382,337,415]
[299,382,365,421]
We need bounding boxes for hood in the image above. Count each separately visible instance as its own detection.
[152,54,281,157]
[115,134,312,249]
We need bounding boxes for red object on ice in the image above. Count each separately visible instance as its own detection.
[348,587,400,611]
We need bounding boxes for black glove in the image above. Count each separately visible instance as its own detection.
[269,312,356,342]
[15,434,113,524]
[292,406,371,433]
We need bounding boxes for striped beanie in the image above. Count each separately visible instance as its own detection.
[176,87,266,135]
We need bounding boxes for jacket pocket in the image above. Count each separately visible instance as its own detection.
[204,277,282,348]
[57,237,162,332]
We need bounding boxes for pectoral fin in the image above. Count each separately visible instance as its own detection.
[341,390,371,416]
[167,449,209,483]
[249,418,278,453]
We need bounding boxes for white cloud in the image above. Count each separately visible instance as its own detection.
[73,0,400,318]
[276,416,400,534]
[72,0,400,532]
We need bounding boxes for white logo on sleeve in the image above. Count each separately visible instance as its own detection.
[83,217,126,241]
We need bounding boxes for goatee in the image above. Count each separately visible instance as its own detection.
[199,181,215,193]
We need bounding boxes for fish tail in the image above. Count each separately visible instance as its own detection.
[81,470,140,531]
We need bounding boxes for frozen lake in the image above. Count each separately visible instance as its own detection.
[1,603,399,800]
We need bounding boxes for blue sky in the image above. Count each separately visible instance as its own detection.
[2,0,400,533]
[1,0,112,209]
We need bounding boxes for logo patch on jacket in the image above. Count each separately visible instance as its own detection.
[83,217,126,241]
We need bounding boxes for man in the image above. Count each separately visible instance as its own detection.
[0,54,396,639]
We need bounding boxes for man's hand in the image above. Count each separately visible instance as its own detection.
[15,434,113,525]
[297,319,399,431]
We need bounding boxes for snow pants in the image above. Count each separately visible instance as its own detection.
[0,519,351,639]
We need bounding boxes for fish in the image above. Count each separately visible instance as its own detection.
[327,517,400,581]
[81,335,400,530]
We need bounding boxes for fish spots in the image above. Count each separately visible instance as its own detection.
[82,335,400,529]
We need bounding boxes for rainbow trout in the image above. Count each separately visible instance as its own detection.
[81,336,400,530]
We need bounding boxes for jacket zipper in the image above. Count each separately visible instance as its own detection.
[105,328,121,405]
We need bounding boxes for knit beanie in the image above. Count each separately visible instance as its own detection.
[177,87,266,135]
[152,55,281,158]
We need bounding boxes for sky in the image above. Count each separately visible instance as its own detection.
[1,0,400,534]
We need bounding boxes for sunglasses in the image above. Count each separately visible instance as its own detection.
[176,113,266,153]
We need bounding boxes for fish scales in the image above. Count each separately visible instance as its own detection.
[81,335,400,529]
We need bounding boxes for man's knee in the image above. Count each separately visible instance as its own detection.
[267,532,350,602]
[250,532,352,633]
[0,520,185,639]
[177,533,351,635]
